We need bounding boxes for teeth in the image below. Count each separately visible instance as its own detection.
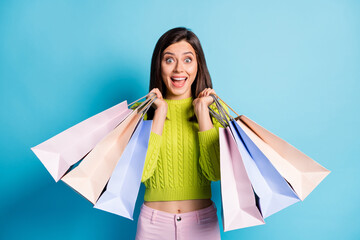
[171,77,187,81]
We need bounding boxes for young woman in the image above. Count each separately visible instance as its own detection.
[134,27,226,240]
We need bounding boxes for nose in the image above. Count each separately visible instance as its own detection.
[174,60,184,73]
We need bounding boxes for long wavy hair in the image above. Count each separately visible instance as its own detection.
[147,27,213,120]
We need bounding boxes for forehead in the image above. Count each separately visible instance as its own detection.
[163,40,196,55]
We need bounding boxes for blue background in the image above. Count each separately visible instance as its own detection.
[1,0,359,239]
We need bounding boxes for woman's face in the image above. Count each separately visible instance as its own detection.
[161,40,198,100]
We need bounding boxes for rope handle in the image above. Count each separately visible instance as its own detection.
[127,92,156,107]
[208,94,242,127]
[212,93,240,117]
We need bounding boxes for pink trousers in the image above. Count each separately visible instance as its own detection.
[135,202,221,240]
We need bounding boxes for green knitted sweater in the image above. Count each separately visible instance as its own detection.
[132,96,227,201]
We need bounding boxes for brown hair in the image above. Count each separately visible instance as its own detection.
[147,27,213,120]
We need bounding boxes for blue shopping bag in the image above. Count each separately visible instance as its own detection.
[229,120,300,218]
[94,119,152,220]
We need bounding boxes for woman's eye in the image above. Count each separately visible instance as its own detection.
[184,58,192,63]
[165,58,174,63]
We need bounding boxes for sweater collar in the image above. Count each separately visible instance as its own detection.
[164,96,194,120]
[164,96,193,105]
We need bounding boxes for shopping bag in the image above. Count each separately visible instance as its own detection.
[31,101,132,182]
[61,96,155,204]
[229,120,300,218]
[94,119,152,220]
[236,115,330,200]
[209,95,300,218]
[219,127,264,231]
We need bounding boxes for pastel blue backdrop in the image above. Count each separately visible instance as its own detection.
[1,0,359,239]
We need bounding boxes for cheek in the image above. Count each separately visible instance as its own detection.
[187,65,198,85]
[187,64,198,76]
[161,63,171,78]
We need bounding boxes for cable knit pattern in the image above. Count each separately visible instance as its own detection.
[158,151,165,189]
[165,119,174,189]
[141,132,162,182]
[199,127,219,181]
[186,123,194,187]
[131,97,228,201]
[176,104,184,188]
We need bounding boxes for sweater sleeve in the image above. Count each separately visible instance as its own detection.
[130,102,163,182]
[141,131,162,182]
[198,101,230,181]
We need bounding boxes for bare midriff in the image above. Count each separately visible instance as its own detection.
[144,199,213,214]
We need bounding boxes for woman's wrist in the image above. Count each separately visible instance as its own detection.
[151,103,167,135]
[154,103,167,118]
[196,106,214,132]
[194,101,207,117]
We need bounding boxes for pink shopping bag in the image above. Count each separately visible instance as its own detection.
[61,96,155,204]
[219,127,265,231]
[31,101,131,182]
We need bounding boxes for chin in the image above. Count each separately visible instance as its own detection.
[168,90,187,98]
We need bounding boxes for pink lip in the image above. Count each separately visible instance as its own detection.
[171,76,187,78]
[171,80,186,88]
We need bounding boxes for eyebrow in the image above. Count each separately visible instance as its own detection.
[163,51,194,57]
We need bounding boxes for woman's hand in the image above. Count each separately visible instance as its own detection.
[193,88,216,131]
[148,88,167,112]
[193,88,216,118]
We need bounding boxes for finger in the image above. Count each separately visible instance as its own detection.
[201,90,207,97]
[149,88,157,94]
[207,89,215,97]
[151,88,162,100]
[200,88,208,97]
[157,89,164,100]
[198,90,204,98]
[155,88,164,99]
[209,89,216,97]
[204,88,211,96]
[149,88,157,98]
[152,88,159,98]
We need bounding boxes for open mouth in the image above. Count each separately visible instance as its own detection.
[170,77,187,88]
